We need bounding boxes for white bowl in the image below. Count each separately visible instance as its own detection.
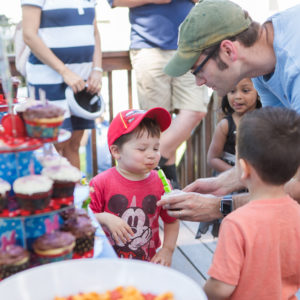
[0,258,207,300]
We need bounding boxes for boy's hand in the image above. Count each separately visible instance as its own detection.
[150,247,174,266]
[99,213,134,245]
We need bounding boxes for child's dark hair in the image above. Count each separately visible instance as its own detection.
[221,94,262,115]
[113,118,161,148]
[237,107,300,185]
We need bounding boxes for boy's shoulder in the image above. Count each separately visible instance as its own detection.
[90,167,116,183]
[226,195,300,225]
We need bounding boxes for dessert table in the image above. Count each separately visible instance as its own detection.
[74,184,117,259]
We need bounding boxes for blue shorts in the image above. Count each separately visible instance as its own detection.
[62,115,95,132]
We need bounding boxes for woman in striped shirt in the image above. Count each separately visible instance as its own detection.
[22,0,102,168]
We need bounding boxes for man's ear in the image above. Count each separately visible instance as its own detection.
[110,144,120,160]
[220,40,238,62]
[239,158,250,180]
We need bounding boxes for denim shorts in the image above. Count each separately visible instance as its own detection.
[62,115,95,132]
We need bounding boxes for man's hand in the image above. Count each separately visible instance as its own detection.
[157,192,222,222]
[184,167,243,196]
[183,177,221,194]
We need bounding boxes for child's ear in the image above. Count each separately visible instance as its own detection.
[110,145,120,160]
[239,158,250,180]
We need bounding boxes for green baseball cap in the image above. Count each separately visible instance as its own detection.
[164,0,252,77]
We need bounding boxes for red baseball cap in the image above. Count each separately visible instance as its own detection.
[107,107,171,148]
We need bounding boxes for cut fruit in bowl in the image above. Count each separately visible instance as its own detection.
[0,258,207,300]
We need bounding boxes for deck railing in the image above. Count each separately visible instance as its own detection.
[8,51,218,185]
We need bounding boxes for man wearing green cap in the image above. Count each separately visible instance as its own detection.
[158,0,300,222]
[106,0,210,190]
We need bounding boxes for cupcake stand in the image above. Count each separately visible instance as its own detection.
[0,44,116,281]
[0,129,116,279]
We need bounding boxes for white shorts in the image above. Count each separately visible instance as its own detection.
[130,48,209,113]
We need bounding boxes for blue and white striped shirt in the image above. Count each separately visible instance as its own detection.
[21,0,97,119]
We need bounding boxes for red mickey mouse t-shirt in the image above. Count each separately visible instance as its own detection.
[89,167,176,261]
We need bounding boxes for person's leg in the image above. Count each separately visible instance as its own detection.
[160,109,206,164]
[56,115,95,169]
[130,48,172,111]
[160,65,209,188]
[55,130,84,168]
[158,109,205,189]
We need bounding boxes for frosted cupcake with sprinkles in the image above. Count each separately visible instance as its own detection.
[13,175,53,211]
[37,154,70,168]
[33,231,75,265]
[0,179,11,211]
[0,231,30,280]
[0,244,30,280]
[42,165,81,198]
[23,102,65,139]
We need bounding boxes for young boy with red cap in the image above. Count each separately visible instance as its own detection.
[89,108,179,265]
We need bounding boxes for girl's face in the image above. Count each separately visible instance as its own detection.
[115,130,161,180]
[227,78,258,115]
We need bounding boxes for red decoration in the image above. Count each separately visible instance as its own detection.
[72,249,94,259]
[1,114,27,137]
[0,196,74,218]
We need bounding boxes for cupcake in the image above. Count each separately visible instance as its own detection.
[0,179,11,211]
[37,154,70,168]
[60,207,88,221]
[23,103,65,139]
[42,165,81,198]
[61,212,96,256]
[0,245,30,280]
[14,98,41,121]
[33,231,75,265]
[13,175,53,211]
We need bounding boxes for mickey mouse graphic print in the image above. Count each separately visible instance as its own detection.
[89,167,176,261]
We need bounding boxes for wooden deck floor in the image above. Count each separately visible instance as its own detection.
[164,220,300,299]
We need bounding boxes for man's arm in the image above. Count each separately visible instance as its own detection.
[112,0,171,8]
[157,191,250,222]
[183,167,244,196]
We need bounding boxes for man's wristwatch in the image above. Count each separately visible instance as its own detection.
[220,194,234,217]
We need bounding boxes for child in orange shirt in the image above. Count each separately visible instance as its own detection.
[204,107,300,300]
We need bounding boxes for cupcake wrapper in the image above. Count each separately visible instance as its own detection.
[0,260,30,280]
[16,191,52,212]
[25,119,63,127]
[52,182,75,199]
[25,122,62,139]
[35,249,73,265]
[0,193,8,211]
[74,233,95,256]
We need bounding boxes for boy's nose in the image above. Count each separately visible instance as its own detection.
[147,152,155,158]
[146,150,156,159]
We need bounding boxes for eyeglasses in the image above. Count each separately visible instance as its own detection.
[192,46,219,76]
